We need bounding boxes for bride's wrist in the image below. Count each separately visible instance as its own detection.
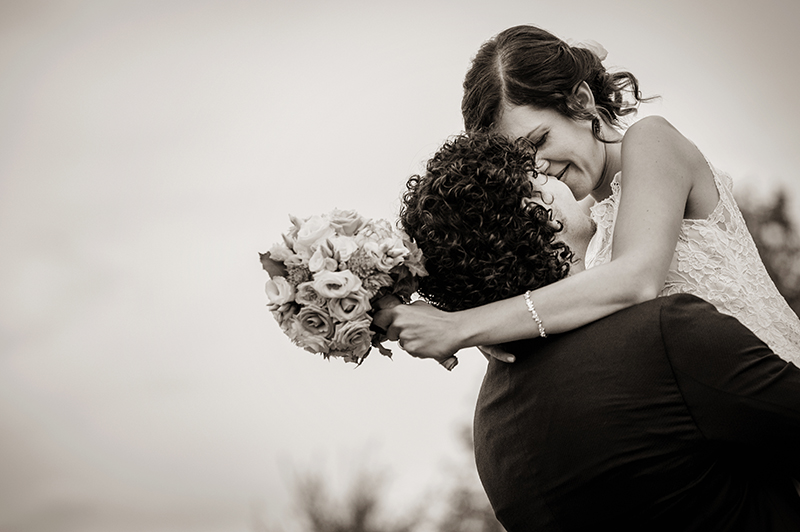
[452,308,482,350]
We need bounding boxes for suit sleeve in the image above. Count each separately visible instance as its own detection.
[660,294,800,477]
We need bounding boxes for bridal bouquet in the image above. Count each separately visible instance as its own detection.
[260,209,427,365]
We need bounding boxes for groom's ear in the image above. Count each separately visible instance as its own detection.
[573,81,597,113]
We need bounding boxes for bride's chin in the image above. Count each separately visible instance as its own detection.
[563,178,586,200]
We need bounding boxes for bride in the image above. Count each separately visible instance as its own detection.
[376,25,800,366]
[388,129,800,531]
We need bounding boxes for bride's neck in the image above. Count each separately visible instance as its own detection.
[591,139,622,202]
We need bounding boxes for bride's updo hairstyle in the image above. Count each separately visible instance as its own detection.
[400,132,573,312]
[462,25,647,136]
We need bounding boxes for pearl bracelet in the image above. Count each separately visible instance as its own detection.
[524,290,547,338]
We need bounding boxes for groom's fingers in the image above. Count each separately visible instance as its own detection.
[372,309,393,334]
[372,297,402,337]
[374,294,401,310]
[372,310,402,342]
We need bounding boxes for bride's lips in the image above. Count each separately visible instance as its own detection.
[555,164,570,180]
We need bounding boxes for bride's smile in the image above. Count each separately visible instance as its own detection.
[495,84,623,203]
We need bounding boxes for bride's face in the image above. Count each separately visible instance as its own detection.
[496,104,605,201]
[526,173,596,265]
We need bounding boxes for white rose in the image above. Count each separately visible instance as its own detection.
[312,270,362,298]
[265,276,295,305]
[293,214,335,259]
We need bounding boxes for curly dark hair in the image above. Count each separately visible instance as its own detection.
[400,132,573,312]
[462,25,653,136]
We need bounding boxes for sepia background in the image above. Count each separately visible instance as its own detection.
[2,0,799,531]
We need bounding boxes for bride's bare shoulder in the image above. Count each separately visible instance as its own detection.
[623,116,685,149]
[621,116,707,174]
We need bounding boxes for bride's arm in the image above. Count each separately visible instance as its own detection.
[382,117,707,360]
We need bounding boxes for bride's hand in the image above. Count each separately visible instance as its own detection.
[477,345,516,364]
[372,298,464,361]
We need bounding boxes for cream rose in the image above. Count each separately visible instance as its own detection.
[327,288,371,322]
[292,321,332,354]
[312,270,362,299]
[295,282,324,306]
[331,318,373,362]
[295,304,335,338]
[329,208,368,236]
[265,277,295,305]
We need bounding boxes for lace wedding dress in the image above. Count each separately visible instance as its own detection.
[585,158,800,365]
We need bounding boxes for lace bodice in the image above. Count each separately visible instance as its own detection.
[585,160,800,365]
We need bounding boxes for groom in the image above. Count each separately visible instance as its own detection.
[396,133,800,531]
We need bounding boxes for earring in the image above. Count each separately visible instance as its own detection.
[592,117,601,137]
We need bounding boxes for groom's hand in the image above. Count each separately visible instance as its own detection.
[372,300,463,361]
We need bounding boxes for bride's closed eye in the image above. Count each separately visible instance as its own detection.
[534,158,550,174]
[530,132,548,148]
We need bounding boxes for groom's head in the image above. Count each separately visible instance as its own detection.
[401,132,594,312]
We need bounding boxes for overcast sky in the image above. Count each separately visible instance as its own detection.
[2,1,799,531]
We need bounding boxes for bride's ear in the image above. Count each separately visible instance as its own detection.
[573,81,597,113]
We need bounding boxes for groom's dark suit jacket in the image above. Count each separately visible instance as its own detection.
[474,294,800,532]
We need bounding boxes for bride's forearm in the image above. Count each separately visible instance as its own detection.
[385,255,667,358]
[453,258,657,347]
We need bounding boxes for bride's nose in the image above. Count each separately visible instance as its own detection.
[534,158,550,175]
